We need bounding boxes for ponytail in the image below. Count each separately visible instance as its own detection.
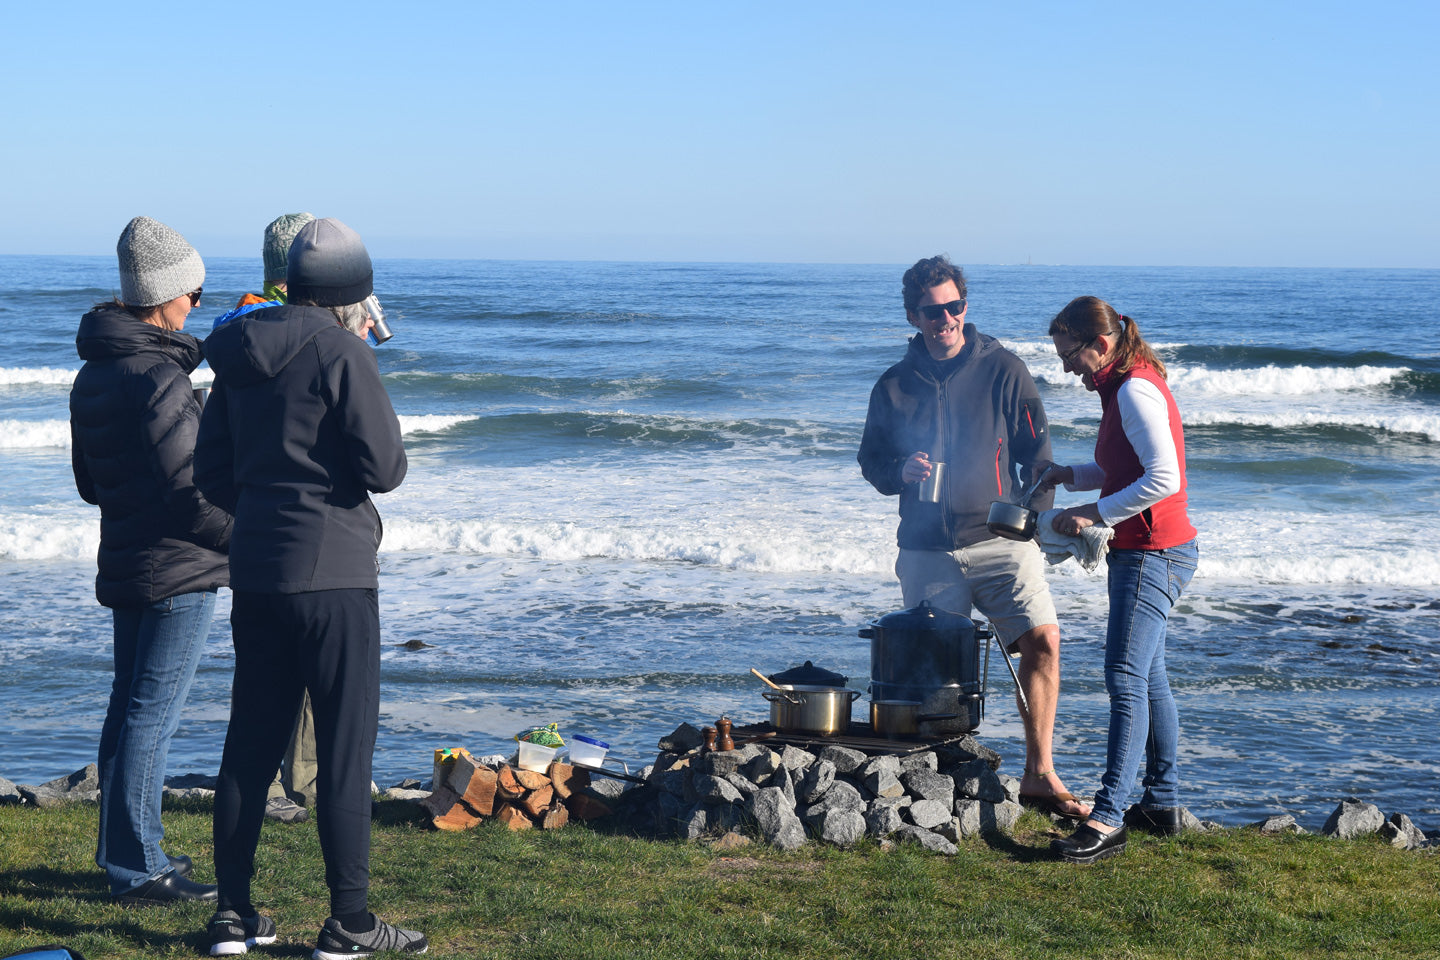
[1049,296,1166,380]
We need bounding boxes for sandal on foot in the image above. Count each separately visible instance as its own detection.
[1018,791,1089,820]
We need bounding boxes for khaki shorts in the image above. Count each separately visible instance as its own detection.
[896,538,1058,650]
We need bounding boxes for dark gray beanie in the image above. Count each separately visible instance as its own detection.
[117,216,206,308]
[286,218,373,306]
[262,212,315,283]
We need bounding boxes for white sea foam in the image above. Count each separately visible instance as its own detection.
[397,414,480,436]
[0,367,77,386]
[1184,408,1440,441]
[1168,364,1407,396]
[0,419,71,449]
[0,514,95,560]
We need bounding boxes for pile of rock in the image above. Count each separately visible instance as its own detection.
[617,724,1025,855]
[0,765,99,807]
[419,751,612,832]
[1249,798,1430,850]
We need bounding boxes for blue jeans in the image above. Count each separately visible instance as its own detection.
[1089,541,1198,829]
[96,590,216,894]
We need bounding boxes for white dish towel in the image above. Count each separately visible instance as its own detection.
[1035,509,1114,573]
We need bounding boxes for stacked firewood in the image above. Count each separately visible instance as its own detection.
[420,751,612,831]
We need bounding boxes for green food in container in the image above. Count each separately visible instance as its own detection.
[516,723,565,748]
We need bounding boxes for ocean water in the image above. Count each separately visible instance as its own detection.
[2,255,1437,830]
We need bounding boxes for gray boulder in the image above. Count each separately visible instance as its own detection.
[1250,813,1306,835]
[859,755,904,799]
[947,735,1002,770]
[20,764,99,808]
[700,748,756,779]
[803,780,864,821]
[817,744,867,774]
[741,748,782,784]
[813,809,867,847]
[900,768,955,805]
[653,767,690,799]
[779,744,817,774]
[998,773,1021,804]
[1322,798,1385,839]
[723,772,759,798]
[953,759,1006,804]
[798,760,836,805]
[865,799,907,837]
[586,777,629,801]
[906,798,951,831]
[982,799,1024,835]
[898,751,938,773]
[749,786,807,851]
[953,798,983,838]
[892,824,958,855]
[693,774,743,805]
[1379,813,1427,850]
[770,765,798,808]
[658,723,705,753]
[1,777,22,805]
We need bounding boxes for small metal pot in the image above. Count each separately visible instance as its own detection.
[985,471,1051,542]
[764,685,861,735]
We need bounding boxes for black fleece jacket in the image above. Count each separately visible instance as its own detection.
[69,306,231,607]
[195,304,406,593]
[858,325,1054,551]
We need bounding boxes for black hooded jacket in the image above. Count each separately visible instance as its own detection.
[69,306,232,607]
[858,325,1054,551]
[195,304,406,593]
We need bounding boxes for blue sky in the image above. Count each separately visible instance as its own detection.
[3,2,1435,266]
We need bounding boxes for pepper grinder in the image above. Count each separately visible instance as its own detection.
[701,726,717,753]
[716,715,735,752]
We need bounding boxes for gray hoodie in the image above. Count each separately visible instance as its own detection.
[858,324,1053,550]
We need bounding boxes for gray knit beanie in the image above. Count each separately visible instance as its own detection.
[286,218,373,306]
[262,212,315,283]
[117,217,206,308]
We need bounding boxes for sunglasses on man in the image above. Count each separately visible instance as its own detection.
[918,298,966,322]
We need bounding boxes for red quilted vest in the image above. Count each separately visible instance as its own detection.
[1093,360,1197,550]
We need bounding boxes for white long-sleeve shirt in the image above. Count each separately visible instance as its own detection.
[1066,377,1181,525]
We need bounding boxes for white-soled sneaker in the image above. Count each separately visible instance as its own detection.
[312,915,427,959]
[208,909,278,956]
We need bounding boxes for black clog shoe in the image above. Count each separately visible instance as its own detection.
[114,869,218,906]
[1124,804,1185,836]
[1051,823,1128,864]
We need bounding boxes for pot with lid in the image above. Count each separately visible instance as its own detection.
[859,600,992,733]
[759,660,861,736]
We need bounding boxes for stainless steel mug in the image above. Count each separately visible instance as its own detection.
[918,461,946,503]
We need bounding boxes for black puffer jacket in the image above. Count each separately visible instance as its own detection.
[195,305,406,594]
[69,306,231,607]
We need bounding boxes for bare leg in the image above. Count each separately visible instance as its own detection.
[1013,623,1091,818]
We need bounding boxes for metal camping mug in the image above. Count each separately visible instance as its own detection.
[918,461,946,503]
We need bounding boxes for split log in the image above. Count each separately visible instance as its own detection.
[458,764,499,817]
[494,802,534,831]
[520,784,555,818]
[565,793,613,822]
[541,802,570,830]
[549,762,590,800]
[515,768,551,792]
[496,764,525,800]
[420,786,483,831]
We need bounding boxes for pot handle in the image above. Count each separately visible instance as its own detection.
[762,691,802,705]
[858,627,876,639]
[847,689,862,702]
[917,713,960,722]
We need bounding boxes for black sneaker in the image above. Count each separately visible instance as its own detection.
[312,915,427,959]
[208,909,278,956]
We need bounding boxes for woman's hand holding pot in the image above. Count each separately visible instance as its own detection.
[1031,461,1074,490]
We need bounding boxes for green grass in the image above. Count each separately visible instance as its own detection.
[2,798,1437,959]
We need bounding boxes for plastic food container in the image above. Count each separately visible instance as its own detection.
[516,741,559,772]
[568,735,610,767]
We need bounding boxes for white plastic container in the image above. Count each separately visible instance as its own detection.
[568,735,610,768]
[516,741,559,772]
